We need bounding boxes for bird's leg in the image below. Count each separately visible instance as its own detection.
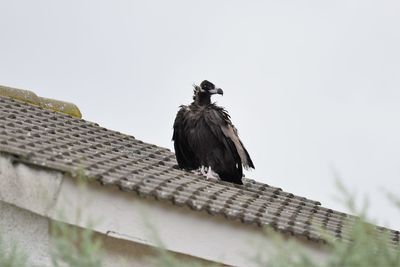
[200,166,207,176]
[206,166,220,181]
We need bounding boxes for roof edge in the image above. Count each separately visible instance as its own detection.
[0,85,82,118]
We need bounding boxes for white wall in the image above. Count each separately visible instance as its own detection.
[0,201,214,267]
[0,201,52,266]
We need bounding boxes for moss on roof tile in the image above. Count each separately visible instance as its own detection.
[0,85,82,118]
[0,85,40,105]
[39,97,82,118]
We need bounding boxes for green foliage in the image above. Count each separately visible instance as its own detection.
[0,168,103,267]
[149,248,216,267]
[262,219,400,267]
[0,222,103,267]
[49,168,103,267]
[262,179,400,267]
[0,233,29,267]
[50,221,103,267]
[327,221,400,267]
[385,191,400,210]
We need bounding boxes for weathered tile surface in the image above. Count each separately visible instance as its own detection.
[1,96,399,245]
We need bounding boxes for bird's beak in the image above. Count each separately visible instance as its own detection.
[209,88,224,95]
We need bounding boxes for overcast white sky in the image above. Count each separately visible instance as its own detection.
[1,0,399,229]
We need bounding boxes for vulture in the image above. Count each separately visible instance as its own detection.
[172,80,254,184]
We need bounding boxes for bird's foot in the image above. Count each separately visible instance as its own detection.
[200,166,208,176]
[205,166,220,182]
[193,166,208,176]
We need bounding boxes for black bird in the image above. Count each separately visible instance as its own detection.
[172,80,254,184]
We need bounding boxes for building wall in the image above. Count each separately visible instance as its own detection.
[0,201,215,267]
[0,201,52,266]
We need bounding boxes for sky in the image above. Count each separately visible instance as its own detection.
[1,0,399,229]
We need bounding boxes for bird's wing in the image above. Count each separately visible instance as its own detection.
[205,107,255,169]
[221,125,254,169]
[172,106,199,170]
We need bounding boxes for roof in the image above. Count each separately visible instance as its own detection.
[0,85,82,118]
[0,94,399,246]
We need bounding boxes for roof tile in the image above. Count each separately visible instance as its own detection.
[0,96,398,246]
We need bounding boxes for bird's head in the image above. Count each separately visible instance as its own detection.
[193,80,223,97]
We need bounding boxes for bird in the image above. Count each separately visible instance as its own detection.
[172,80,254,185]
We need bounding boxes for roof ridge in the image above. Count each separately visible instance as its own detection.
[0,85,82,118]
